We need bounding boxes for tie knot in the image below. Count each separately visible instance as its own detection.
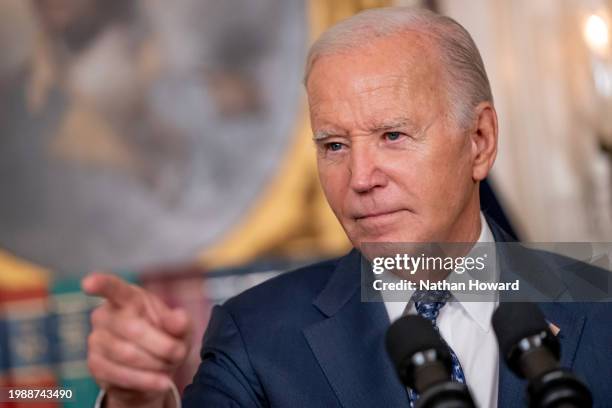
[413,290,451,323]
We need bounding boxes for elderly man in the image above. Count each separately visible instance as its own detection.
[84,7,611,408]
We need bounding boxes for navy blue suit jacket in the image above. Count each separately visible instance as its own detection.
[183,223,612,407]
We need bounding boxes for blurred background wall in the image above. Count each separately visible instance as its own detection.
[433,0,612,242]
[0,0,610,405]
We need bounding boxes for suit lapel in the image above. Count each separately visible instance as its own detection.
[536,302,586,369]
[303,250,410,408]
[497,302,586,407]
[489,219,588,407]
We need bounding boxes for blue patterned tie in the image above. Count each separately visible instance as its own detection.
[407,290,466,407]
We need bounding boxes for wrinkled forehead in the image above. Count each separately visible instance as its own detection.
[306,32,448,130]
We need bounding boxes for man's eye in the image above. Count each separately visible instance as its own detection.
[326,142,344,151]
[384,131,403,141]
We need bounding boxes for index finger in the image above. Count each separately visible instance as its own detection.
[82,272,140,308]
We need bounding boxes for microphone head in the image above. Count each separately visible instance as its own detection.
[385,315,451,387]
[492,303,560,375]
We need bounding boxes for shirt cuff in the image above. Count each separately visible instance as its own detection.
[93,382,181,408]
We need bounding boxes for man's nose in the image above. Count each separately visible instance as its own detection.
[348,144,387,193]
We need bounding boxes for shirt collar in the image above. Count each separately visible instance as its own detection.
[383,212,496,331]
[459,213,496,332]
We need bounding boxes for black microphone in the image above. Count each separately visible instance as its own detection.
[492,303,592,408]
[386,315,475,408]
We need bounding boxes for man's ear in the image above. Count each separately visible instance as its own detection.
[469,101,498,181]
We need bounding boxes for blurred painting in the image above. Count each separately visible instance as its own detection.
[0,0,309,275]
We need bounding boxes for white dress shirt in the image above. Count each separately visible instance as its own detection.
[384,213,499,408]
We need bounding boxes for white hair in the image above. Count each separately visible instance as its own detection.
[304,7,493,128]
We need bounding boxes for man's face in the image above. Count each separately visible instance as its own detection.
[307,33,480,250]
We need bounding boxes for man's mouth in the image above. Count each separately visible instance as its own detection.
[354,209,406,221]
